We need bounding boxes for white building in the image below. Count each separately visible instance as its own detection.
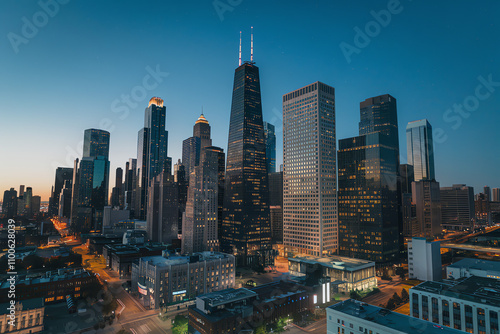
[408,237,442,281]
[410,276,500,333]
[447,258,500,280]
[283,82,337,257]
[327,299,463,334]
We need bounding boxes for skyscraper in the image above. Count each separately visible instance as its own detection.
[263,121,276,174]
[484,186,491,202]
[182,114,213,180]
[136,97,169,220]
[146,165,178,244]
[220,60,272,266]
[59,179,72,219]
[124,158,137,214]
[2,188,17,219]
[440,184,475,231]
[338,94,400,263]
[412,180,442,237]
[83,129,110,159]
[111,167,123,208]
[182,146,224,254]
[71,129,110,232]
[269,171,283,244]
[493,188,500,202]
[49,167,73,216]
[283,82,337,257]
[406,119,435,182]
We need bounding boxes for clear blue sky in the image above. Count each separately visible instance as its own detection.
[1,0,499,200]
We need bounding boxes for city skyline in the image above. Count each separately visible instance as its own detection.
[2,1,500,201]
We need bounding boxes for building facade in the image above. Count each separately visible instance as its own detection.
[0,299,44,334]
[447,258,500,280]
[412,180,442,237]
[136,97,169,220]
[440,184,475,231]
[327,299,464,334]
[410,276,500,333]
[263,121,276,174]
[406,119,435,182]
[408,237,442,281]
[221,62,272,266]
[283,82,337,257]
[131,251,235,308]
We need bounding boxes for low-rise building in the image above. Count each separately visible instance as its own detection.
[0,268,98,304]
[131,251,235,309]
[0,298,44,334]
[447,258,500,280]
[288,255,376,293]
[327,299,464,334]
[189,280,313,334]
[410,276,500,333]
[408,237,442,281]
[103,242,166,278]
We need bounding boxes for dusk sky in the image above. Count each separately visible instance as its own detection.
[1,0,499,201]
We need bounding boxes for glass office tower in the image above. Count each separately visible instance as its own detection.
[263,121,276,174]
[406,119,435,182]
[221,62,272,266]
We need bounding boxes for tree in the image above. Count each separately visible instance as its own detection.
[386,298,396,310]
[401,288,409,302]
[172,315,188,334]
[349,290,361,301]
[274,317,288,333]
[255,325,267,334]
[392,292,402,305]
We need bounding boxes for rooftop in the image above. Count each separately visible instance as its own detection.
[141,251,232,267]
[329,299,463,334]
[289,255,374,271]
[411,276,500,307]
[0,268,92,289]
[448,258,500,273]
[0,298,44,315]
[197,288,256,306]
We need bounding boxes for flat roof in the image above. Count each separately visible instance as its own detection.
[0,298,44,314]
[289,255,374,271]
[411,276,500,307]
[448,258,500,272]
[141,251,232,267]
[329,299,463,333]
[197,288,257,306]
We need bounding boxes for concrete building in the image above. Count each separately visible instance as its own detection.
[131,251,235,308]
[189,281,312,334]
[327,299,464,334]
[288,255,377,293]
[412,180,442,238]
[447,258,500,280]
[410,276,500,333]
[493,188,500,202]
[408,237,442,281]
[440,184,475,231]
[283,82,337,257]
[0,298,44,334]
[103,206,130,227]
[103,242,166,278]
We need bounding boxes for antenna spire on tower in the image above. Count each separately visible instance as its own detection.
[239,31,242,66]
[250,26,254,62]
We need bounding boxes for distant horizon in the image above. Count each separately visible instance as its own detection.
[2,0,499,201]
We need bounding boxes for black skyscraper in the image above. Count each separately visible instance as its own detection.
[49,167,73,216]
[136,97,168,220]
[338,95,401,264]
[220,61,272,266]
[2,188,17,219]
